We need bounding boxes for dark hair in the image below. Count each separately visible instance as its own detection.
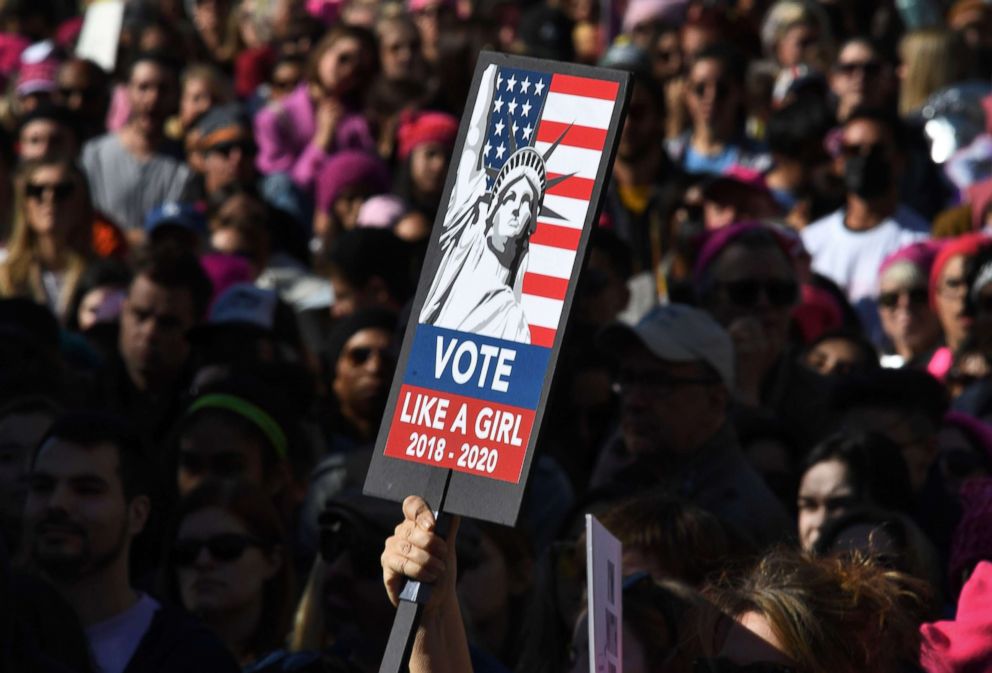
[802,431,916,514]
[180,372,298,472]
[587,227,634,281]
[690,43,747,86]
[327,229,414,305]
[829,368,949,428]
[306,25,378,96]
[164,480,294,660]
[804,329,880,372]
[127,50,181,82]
[34,411,150,502]
[65,258,133,332]
[812,507,942,606]
[843,106,908,148]
[766,96,832,158]
[597,491,729,587]
[130,243,213,320]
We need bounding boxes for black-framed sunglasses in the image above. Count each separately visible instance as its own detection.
[25,181,75,202]
[344,345,393,366]
[717,279,798,308]
[173,533,268,566]
[207,140,256,158]
[878,287,928,309]
[694,657,796,673]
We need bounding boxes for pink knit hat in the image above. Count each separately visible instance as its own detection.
[622,0,688,32]
[314,150,390,214]
[16,58,59,97]
[920,560,992,672]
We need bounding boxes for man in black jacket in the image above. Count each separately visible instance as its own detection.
[23,411,239,673]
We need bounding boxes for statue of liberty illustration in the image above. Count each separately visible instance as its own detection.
[419,64,575,344]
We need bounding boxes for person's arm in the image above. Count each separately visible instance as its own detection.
[381,496,472,673]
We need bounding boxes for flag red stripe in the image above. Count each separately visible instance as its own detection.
[531,221,582,249]
[534,121,608,150]
[529,325,557,348]
[546,173,595,200]
[522,273,569,300]
[549,74,620,100]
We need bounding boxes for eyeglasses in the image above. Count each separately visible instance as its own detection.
[694,657,796,673]
[173,533,268,566]
[834,60,881,77]
[612,370,721,395]
[690,79,730,100]
[878,287,928,309]
[25,181,75,202]
[716,279,798,308]
[344,345,392,366]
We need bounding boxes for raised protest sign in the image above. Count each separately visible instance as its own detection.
[364,52,630,526]
[75,0,125,72]
[586,514,623,673]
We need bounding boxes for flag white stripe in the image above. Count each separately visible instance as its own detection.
[540,92,616,129]
[539,194,591,229]
[521,294,565,329]
[536,142,604,181]
[528,243,577,279]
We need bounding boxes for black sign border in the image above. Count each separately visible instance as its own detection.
[364,51,631,526]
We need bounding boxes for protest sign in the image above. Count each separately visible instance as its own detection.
[586,514,623,673]
[364,52,630,525]
[75,0,125,72]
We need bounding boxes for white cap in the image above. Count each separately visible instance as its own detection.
[598,303,735,389]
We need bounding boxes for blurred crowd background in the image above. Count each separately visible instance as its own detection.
[3,0,992,671]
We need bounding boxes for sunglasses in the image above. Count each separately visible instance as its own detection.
[878,287,928,309]
[25,181,75,202]
[834,60,881,77]
[691,79,730,100]
[717,279,797,308]
[207,141,256,158]
[173,533,268,566]
[344,345,392,366]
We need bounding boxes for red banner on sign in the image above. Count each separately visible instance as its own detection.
[383,384,536,483]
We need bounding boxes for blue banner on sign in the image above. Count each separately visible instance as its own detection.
[404,324,551,409]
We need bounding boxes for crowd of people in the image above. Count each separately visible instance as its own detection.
[2,0,992,671]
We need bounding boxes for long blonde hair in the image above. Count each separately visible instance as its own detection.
[899,29,970,117]
[0,158,93,319]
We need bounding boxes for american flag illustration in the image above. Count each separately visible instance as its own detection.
[481,66,620,347]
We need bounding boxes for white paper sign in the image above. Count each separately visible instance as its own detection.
[586,514,622,673]
[75,0,125,72]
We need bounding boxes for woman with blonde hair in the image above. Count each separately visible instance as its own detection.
[0,157,93,322]
[899,29,971,118]
[761,0,834,71]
